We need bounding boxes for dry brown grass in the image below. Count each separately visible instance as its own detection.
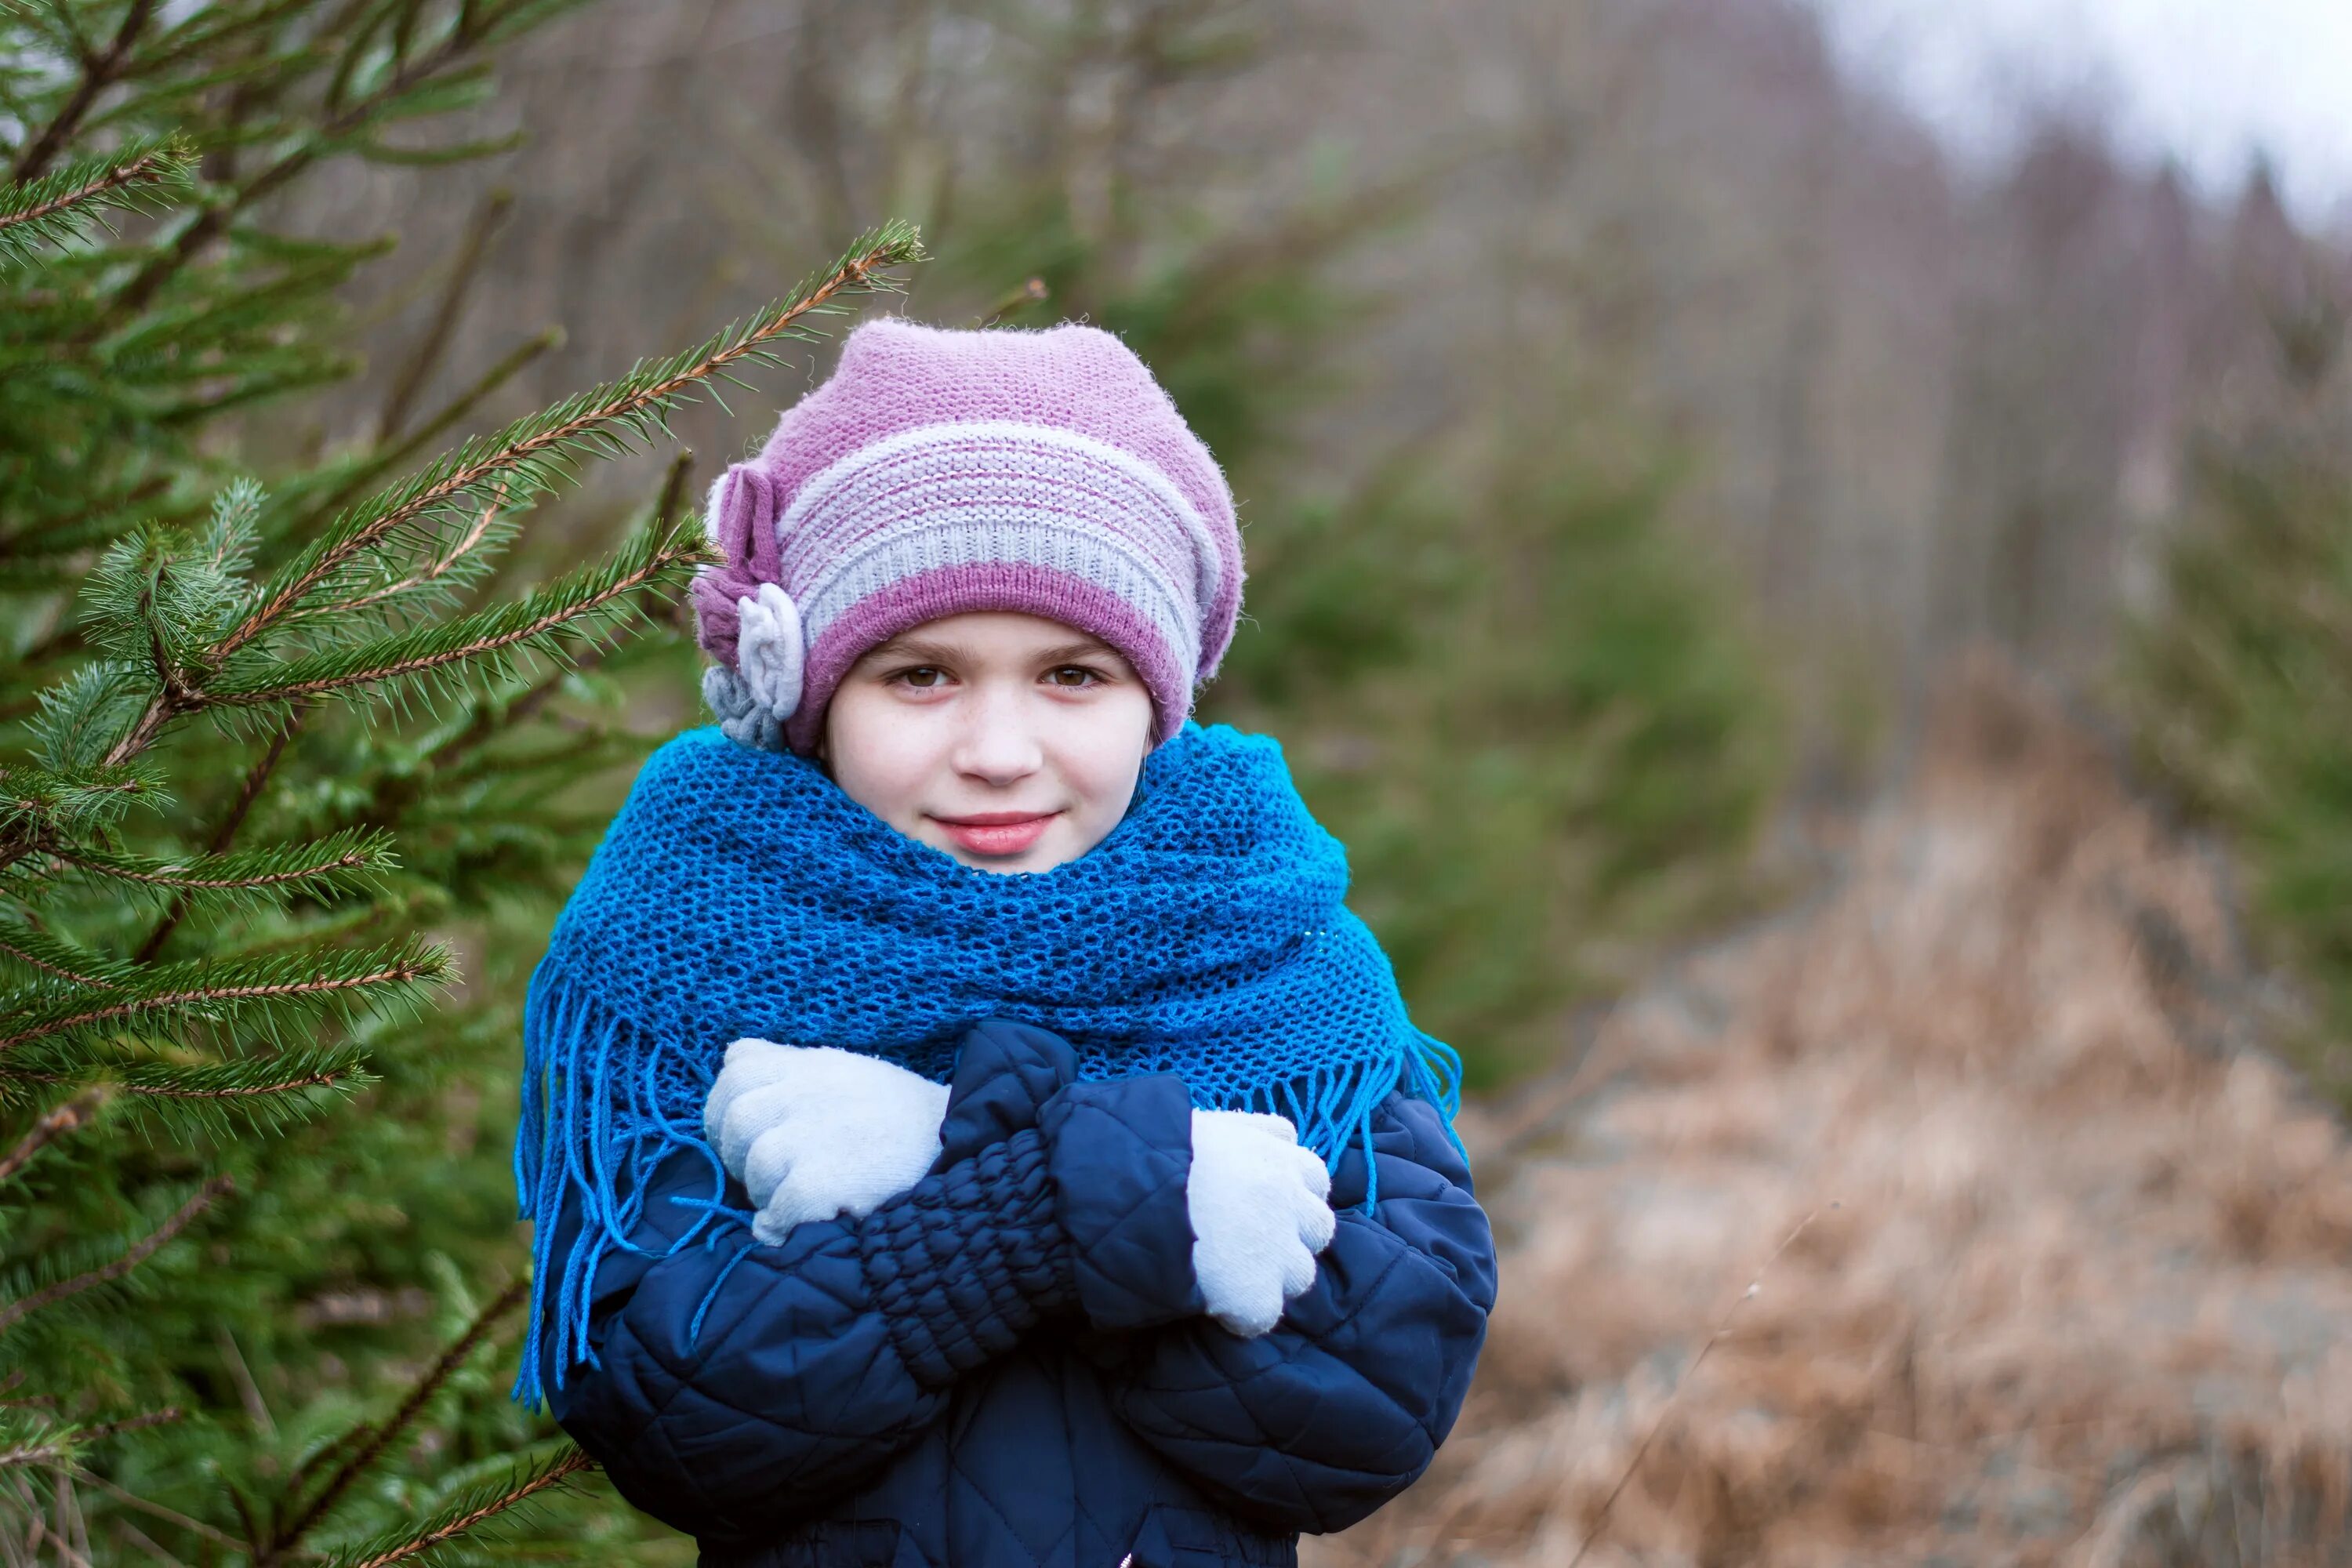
[1310,652,2352,1567]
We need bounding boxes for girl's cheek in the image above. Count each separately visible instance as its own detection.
[828,699,946,815]
[1065,698,1152,811]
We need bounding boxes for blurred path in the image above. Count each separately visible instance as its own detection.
[1314,655,2352,1567]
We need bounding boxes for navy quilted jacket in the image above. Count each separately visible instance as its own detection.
[539,1020,1497,1568]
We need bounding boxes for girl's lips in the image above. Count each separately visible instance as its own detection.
[934,811,1058,858]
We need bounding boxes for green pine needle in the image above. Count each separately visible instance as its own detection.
[0,135,197,271]
[204,516,708,713]
[229,220,922,662]
[310,1443,594,1568]
[42,827,401,908]
[0,935,449,1056]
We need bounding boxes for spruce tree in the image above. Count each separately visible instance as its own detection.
[0,6,921,1560]
[2125,285,2352,1100]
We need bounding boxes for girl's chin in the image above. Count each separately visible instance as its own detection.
[953,848,1069,873]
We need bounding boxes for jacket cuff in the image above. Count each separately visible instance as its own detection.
[1038,1073,1206,1330]
[855,1126,1077,1388]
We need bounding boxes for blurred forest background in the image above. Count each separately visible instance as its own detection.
[270,0,2352,1086]
[5,0,2352,1561]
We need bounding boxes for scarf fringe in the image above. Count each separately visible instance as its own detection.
[512,962,1465,1410]
[514,965,744,1408]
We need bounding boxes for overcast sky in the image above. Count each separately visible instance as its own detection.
[1806,0,2352,230]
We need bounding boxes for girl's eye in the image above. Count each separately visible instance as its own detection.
[891,666,949,689]
[1046,665,1105,688]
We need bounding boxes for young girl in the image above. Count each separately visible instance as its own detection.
[513,318,1497,1568]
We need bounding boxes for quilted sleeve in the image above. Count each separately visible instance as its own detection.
[541,1123,1076,1548]
[1101,1091,1498,1535]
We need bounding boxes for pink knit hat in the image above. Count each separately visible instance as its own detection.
[691,317,1244,755]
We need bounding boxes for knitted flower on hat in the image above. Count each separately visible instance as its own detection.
[691,318,1244,755]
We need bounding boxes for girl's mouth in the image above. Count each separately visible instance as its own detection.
[933,810,1059,858]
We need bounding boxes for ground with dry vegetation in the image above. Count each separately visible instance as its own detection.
[1311,658,2352,1567]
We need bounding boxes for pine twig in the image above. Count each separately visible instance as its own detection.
[280,330,557,547]
[978,275,1050,328]
[10,0,160,184]
[110,1516,190,1567]
[95,223,920,769]
[207,532,700,709]
[118,1068,344,1100]
[308,328,561,530]
[210,225,916,664]
[0,147,179,238]
[265,1280,528,1562]
[96,13,496,331]
[649,446,697,549]
[339,1448,592,1568]
[0,954,434,1054]
[1566,1203,1836,1568]
[133,706,309,964]
[311,483,506,617]
[47,841,376,892]
[0,935,118,989]
[0,1090,109,1185]
[417,450,700,774]
[0,1410,181,1476]
[0,1176,233,1337]
[216,1323,274,1437]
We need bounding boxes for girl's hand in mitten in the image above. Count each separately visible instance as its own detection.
[702,1039,950,1245]
[1185,1108,1337,1337]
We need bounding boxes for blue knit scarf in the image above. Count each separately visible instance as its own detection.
[512,720,1462,1406]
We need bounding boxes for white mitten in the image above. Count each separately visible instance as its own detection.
[702,1039,950,1245]
[1186,1109,1337,1338]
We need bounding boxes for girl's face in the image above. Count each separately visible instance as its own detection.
[818,611,1156,873]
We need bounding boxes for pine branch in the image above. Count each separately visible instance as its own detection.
[419,450,698,773]
[92,12,498,332]
[11,0,162,184]
[78,1048,377,1146]
[132,706,309,964]
[310,484,507,618]
[129,0,325,82]
[0,138,191,267]
[265,1279,528,1563]
[118,1067,348,1105]
[0,1090,108,1185]
[351,126,528,169]
[0,769,159,882]
[90,220,917,770]
[286,327,560,543]
[43,828,395,899]
[0,927,130,990]
[203,510,706,710]
[0,1408,179,1473]
[210,220,920,665]
[0,768,158,851]
[318,1446,592,1568]
[0,940,445,1055]
[0,1175,231,1337]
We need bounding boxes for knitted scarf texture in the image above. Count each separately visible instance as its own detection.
[513,720,1463,1406]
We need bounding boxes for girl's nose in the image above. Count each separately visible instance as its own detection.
[948,681,1044,784]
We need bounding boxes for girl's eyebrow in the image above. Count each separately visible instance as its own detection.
[863,635,967,666]
[1034,639,1121,665]
[862,634,1120,666]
